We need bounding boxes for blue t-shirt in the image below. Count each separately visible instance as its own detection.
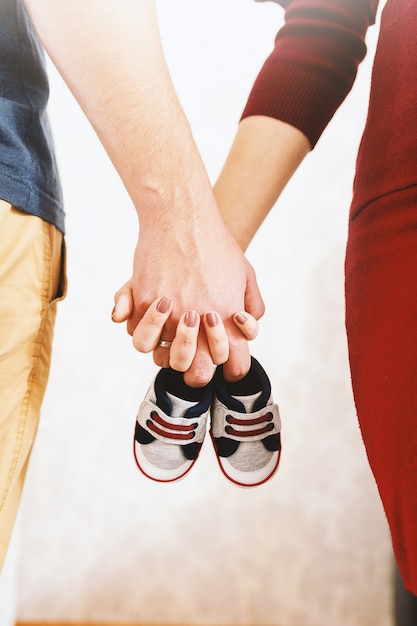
[0,0,64,233]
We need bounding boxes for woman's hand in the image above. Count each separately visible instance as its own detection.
[112,281,260,383]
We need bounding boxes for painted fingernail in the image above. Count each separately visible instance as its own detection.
[157,296,172,314]
[206,312,218,328]
[185,310,198,327]
[235,312,247,324]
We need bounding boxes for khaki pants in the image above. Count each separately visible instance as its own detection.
[0,200,65,571]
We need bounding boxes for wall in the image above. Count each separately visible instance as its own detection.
[15,1,392,625]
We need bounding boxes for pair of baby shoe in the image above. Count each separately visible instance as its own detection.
[133,357,281,488]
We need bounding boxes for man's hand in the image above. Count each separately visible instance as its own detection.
[112,223,263,387]
[125,214,264,386]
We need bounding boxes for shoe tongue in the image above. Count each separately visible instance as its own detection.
[233,391,262,413]
[166,392,196,418]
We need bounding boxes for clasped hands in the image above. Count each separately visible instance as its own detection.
[111,228,264,387]
[112,285,260,386]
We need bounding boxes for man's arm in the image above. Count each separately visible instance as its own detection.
[24,0,263,384]
[24,0,200,216]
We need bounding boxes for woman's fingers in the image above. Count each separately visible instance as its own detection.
[202,312,229,365]
[233,311,259,340]
[113,283,259,381]
[168,310,200,372]
[132,296,173,352]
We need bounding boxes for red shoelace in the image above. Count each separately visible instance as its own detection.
[224,411,274,438]
[146,410,197,441]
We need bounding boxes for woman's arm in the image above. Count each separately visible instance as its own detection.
[214,116,310,251]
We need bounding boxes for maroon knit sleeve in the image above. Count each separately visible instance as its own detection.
[242,0,379,147]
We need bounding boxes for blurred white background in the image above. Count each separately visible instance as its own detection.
[3,0,393,625]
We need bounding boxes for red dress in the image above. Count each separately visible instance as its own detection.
[244,0,417,593]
